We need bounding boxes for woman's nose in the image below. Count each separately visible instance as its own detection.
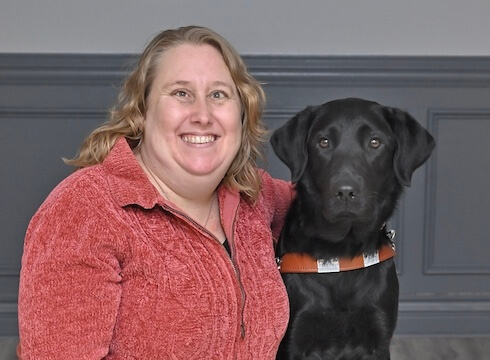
[191,97,212,124]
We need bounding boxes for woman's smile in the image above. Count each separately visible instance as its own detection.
[181,134,218,144]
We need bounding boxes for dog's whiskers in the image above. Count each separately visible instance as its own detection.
[370,191,385,200]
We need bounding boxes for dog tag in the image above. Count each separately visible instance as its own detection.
[363,251,380,267]
[317,258,340,273]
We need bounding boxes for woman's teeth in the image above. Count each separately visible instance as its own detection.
[181,135,216,144]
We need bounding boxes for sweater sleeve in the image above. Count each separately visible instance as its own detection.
[18,175,124,359]
[259,171,295,243]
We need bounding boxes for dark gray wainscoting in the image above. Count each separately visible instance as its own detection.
[1,54,489,337]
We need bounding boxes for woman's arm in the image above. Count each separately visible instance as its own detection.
[18,181,124,359]
[259,170,295,243]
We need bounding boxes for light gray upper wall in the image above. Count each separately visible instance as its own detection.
[1,0,490,56]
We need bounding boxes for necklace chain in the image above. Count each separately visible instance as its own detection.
[204,195,215,228]
[140,152,215,229]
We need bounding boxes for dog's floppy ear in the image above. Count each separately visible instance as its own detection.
[271,106,316,183]
[384,107,436,186]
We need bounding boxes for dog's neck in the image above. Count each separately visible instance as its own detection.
[281,225,393,259]
[278,197,394,259]
[278,180,398,259]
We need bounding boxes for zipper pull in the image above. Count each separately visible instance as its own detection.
[240,321,246,339]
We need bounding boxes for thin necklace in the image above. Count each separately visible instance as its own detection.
[140,152,215,228]
[204,194,215,228]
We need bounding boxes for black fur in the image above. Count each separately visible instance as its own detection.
[271,98,435,360]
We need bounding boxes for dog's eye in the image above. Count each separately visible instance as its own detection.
[370,138,381,148]
[319,138,330,148]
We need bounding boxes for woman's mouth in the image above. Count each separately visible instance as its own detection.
[181,135,217,144]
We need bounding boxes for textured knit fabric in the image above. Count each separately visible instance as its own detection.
[18,137,294,360]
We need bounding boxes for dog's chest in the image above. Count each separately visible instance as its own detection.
[283,260,393,309]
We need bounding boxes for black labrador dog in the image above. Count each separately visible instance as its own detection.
[271,98,435,360]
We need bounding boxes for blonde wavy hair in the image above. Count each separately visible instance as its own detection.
[66,25,267,202]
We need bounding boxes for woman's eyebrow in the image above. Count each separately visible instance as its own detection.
[162,80,190,89]
[162,80,235,90]
[211,81,239,97]
[211,81,234,90]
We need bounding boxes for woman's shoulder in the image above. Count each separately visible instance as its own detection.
[255,170,294,241]
[258,169,293,198]
[53,164,107,198]
[256,169,294,215]
[33,164,112,223]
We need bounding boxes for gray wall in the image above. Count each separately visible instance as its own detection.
[1,0,490,339]
[1,54,490,337]
[1,0,490,55]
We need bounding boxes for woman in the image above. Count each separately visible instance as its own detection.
[17,26,293,359]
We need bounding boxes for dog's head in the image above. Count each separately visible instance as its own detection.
[271,98,435,224]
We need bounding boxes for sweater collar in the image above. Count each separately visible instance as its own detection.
[103,137,162,209]
[103,137,241,222]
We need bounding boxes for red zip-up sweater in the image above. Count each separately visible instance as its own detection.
[18,138,293,359]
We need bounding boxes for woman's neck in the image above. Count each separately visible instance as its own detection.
[135,150,221,228]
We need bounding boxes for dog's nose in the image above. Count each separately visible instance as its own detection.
[336,186,357,201]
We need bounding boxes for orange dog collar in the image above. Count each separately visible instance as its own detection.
[278,243,396,274]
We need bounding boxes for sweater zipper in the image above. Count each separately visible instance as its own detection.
[161,204,247,339]
[228,209,247,339]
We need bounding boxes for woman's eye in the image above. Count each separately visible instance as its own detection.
[370,138,381,148]
[319,138,330,148]
[210,91,226,99]
[175,90,188,97]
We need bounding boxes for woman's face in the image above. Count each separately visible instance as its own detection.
[141,44,242,187]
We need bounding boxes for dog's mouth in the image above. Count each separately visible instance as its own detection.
[324,204,375,223]
[324,208,358,222]
[336,210,357,218]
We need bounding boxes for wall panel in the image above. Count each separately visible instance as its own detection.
[425,110,490,274]
[1,54,489,337]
